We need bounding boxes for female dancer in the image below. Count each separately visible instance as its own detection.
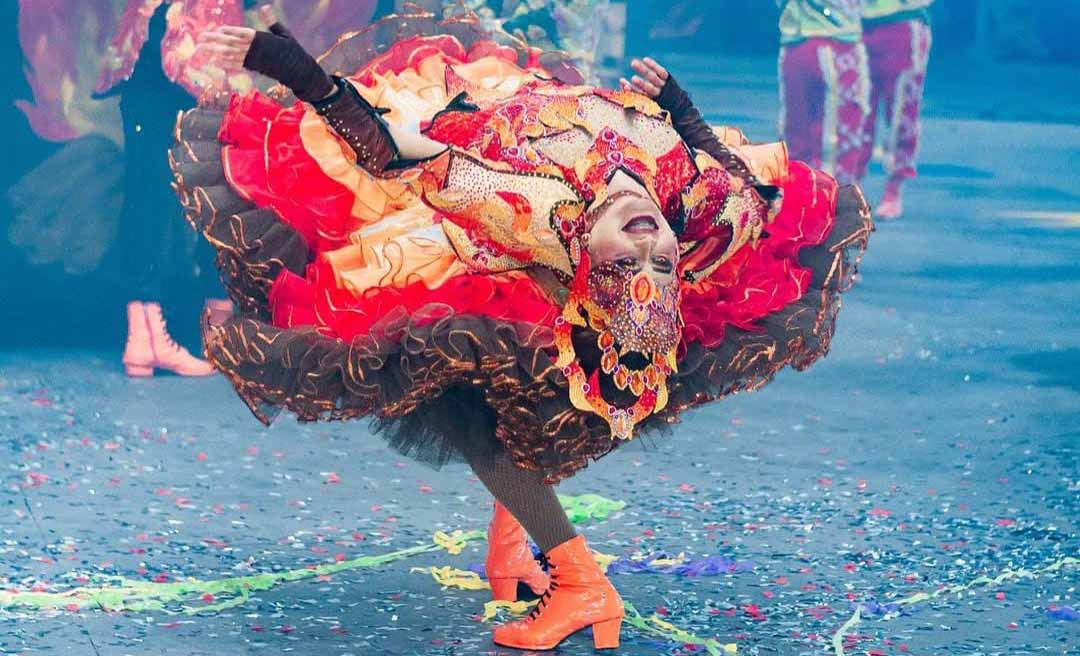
[184,7,871,649]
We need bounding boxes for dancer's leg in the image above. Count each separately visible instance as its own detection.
[855,26,887,181]
[467,450,576,553]
[779,40,826,170]
[885,21,931,189]
[466,450,622,650]
[869,19,932,218]
[831,41,871,184]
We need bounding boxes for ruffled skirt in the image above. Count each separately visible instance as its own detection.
[170,12,872,482]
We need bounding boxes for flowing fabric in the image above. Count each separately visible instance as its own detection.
[171,11,872,482]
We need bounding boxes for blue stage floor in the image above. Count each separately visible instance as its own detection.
[2,54,1077,655]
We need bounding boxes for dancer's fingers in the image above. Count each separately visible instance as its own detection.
[630,60,664,93]
[200,30,247,47]
[199,41,245,58]
[257,4,276,26]
[638,65,665,89]
[196,42,245,66]
[619,78,632,91]
[642,57,669,82]
[218,26,256,40]
[631,75,660,97]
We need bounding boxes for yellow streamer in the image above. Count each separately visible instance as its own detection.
[432,530,471,555]
[410,566,489,591]
[482,599,535,622]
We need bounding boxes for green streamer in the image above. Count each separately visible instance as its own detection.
[558,493,627,523]
[0,530,484,615]
[623,601,738,655]
[0,492,627,615]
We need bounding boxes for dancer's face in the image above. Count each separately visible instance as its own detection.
[587,171,679,287]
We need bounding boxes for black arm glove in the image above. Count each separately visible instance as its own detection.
[242,23,334,103]
[655,74,779,202]
[242,23,398,174]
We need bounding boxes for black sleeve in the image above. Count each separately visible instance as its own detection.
[310,77,400,176]
[242,22,334,103]
[655,74,778,201]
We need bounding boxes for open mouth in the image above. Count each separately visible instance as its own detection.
[622,215,659,234]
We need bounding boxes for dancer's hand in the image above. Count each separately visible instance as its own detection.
[620,58,669,99]
[197,25,258,70]
[196,5,271,69]
[199,4,333,103]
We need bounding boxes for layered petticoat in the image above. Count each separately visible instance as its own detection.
[170,11,872,482]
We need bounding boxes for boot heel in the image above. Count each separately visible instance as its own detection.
[592,618,621,649]
[488,578,520,602]
[125,365,154,377]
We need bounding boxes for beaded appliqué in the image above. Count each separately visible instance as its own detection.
[554,253,681,441]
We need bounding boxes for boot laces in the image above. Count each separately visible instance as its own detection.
[526,564,559,621]
[150,309,181,351]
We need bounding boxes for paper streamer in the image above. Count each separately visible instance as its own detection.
[0,492,624,615]
[831,556,1080,656]
[0,529,484,615]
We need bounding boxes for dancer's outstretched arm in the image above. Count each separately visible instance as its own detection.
[621,58,730,161]
[623,57,777,198]
[197,8,445,174]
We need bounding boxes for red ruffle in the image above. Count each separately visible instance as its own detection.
[269,266,559,344]
[680,161,836,349]
[219,93,364,253]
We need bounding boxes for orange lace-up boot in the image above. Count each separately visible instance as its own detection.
[485,502,549,602]
[123,301,215,377]
[492,535,623,650]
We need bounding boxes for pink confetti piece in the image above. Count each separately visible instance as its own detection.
[23,472,48,488]
[743,604,767,621]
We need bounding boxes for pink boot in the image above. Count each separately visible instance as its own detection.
[876,181,904,220]
[122,301,156,377]
[123,301,216,377]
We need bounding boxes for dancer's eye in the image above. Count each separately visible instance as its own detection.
[651,256,673,274]
[615,256,640,271]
